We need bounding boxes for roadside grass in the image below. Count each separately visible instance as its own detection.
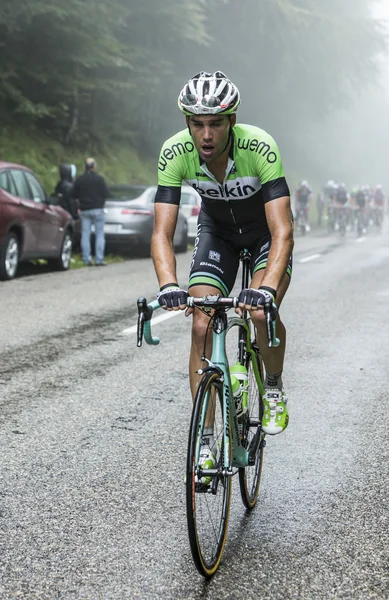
[0,120,156,191]
[31,253,126,270]
[70,253,126,269]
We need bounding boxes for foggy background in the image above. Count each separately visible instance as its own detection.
[0,0,388,189]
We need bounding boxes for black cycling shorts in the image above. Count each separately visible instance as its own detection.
[188,221,293,296]
[356,197,366,208]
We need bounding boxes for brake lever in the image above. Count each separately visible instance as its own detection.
[137,297,154,347]
[264,302,280,348]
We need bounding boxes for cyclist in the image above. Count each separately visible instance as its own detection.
[294,180,312,232]
[323,180,337,230]
[334,182,350,231]
[355,185,368,234]
[151,71,294,456]
[372,184,386,228]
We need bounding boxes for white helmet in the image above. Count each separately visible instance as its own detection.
[178,71,240,115]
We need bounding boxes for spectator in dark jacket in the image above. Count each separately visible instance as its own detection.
[54,164,78,218]
[72,158,109,266]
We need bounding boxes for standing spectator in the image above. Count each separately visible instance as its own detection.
[54,164,78,218]
[72,158,109,266]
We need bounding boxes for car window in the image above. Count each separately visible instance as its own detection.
[0,170,10,193]
[181,192,197,206]
[9,170,33,200]
[24,171,46,203]
[108,186,147,201]
[4,170,18,196]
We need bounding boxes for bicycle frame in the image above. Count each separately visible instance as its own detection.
[196,250,264,474]
[196,313,264,473]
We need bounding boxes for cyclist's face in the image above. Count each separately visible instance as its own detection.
[187,114,236,163]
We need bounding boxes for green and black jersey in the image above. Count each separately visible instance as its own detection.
[155,123,290,238]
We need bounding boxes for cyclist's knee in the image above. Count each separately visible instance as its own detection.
[192,311,210,344]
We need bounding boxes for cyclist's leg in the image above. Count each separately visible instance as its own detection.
[188,223,239,400]
[249,237,292,434]
[250,271,290,376]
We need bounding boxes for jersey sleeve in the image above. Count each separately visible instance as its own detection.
[157,139,185,188]
[155,138,187,205]
[253,133,290,203]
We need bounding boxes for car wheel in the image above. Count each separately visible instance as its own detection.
[49,230,73,271]
[0,232,20,281]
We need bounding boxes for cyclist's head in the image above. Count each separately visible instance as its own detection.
[300,180,309,189]
[376,184,383,190]
[179,72,240,163]
[178,71,240,116]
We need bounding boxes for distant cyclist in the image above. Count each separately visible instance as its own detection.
[374,184,386,209]
[295,180,312,232]
[355,186,368,234]
[323,179,337,201]
[151,71,294,455]
[335,182,349,206]
[323,180,337,230]
[372,184,386,229]
[334,183,350,233]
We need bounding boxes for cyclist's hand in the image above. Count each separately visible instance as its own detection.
[157,284,188,310]
[238,287,275,311]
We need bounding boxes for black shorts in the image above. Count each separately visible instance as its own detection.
[188,221,293,296]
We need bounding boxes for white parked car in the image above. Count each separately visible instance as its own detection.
[179,185,202,242]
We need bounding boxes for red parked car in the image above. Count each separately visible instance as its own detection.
[0,161,74,280]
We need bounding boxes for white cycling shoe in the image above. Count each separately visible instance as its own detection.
[262,388,289,435]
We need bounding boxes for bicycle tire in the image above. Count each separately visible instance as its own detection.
[239,347,266,509]
[186,369,232,578]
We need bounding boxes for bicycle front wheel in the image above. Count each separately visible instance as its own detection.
[186,370,232,578]
[239,347,266,509]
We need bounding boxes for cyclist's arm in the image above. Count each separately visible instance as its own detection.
[249,132,294,294]
[251,196,294,293]
[152,133,188,287]
[152,186,181,288]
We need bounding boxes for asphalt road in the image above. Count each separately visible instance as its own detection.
[0,228,388,599]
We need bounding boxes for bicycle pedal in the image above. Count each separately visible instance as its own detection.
[195,482,213,494]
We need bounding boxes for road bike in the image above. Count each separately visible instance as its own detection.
[136,251,278,577]
[334,204,348,236]
[295,205,309,235]
[355,206,366,237]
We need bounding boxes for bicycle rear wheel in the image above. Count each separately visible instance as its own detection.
[239,347,266,509]
[186,370,232,578]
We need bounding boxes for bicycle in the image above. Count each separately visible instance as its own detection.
[137,250,278,578]
[295,205,308,235]
[355,206,366,237]
[336,205,347,237]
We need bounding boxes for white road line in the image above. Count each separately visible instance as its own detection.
[121,309,182,335]
[356,237,366,243]
[299,253,321,264]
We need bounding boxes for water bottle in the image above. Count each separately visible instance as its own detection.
[229,362,248,418]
